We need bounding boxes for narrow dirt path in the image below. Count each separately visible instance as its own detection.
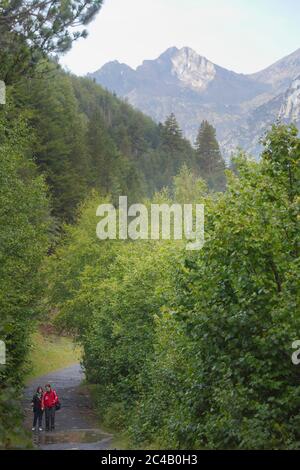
[23,364,113,450]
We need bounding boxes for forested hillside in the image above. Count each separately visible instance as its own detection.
[47,127,300,449]
[7,67,223,224]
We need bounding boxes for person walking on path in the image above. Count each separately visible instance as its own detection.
[31,386,44,431]
[43,383,59,431]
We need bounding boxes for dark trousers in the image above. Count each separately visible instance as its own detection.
[45,406,56,430]
[33,409,43,428]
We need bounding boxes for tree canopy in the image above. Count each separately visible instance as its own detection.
[195,120,226,191]
[0,0,104,83]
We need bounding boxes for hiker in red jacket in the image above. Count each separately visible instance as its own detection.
[43,384,59,431]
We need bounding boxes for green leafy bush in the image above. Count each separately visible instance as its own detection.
[0,111,49,448]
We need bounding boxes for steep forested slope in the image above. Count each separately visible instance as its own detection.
[10,67,207,224]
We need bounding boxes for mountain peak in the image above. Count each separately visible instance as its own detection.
[170,47,216,91]
[178,46,206,57]
[158,46,179,59]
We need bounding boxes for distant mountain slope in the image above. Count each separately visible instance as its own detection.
[222,75,300,157]
[88,46,300,158]
[250,48,300,93]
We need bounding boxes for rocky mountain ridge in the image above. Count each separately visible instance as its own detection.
[88,46,300,158]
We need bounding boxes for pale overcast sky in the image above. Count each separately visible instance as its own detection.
[60,0,300,76]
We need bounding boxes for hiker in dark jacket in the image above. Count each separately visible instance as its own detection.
[31,386,44,431]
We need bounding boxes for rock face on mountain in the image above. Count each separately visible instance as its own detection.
[88,47,300,159]
[279,76,300,124]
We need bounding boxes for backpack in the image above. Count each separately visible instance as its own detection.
[53,389,61,411]
[55,401,61,411]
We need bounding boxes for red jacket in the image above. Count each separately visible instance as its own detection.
[43,389,58,408]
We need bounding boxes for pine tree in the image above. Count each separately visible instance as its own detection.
[161,113,183,151]
[195,120,226,190]
[158,113,195,188]
[0,0,104,84]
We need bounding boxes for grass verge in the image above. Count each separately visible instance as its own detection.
[25,330,81,382]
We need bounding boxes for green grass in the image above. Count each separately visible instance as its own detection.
[25,330,82,382]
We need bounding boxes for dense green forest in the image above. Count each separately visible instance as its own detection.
[47,129,300,449]
[1,0,299,451]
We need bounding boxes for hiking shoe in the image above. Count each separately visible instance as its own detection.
[32,427,36,431]
[38,427,43,431]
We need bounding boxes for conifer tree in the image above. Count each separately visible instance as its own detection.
[195,120,226,190]
[161,113,183,151]
[0,0,104,83]
[159,113,195,188]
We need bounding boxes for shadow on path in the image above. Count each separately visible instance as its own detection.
[24,364,113,450]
